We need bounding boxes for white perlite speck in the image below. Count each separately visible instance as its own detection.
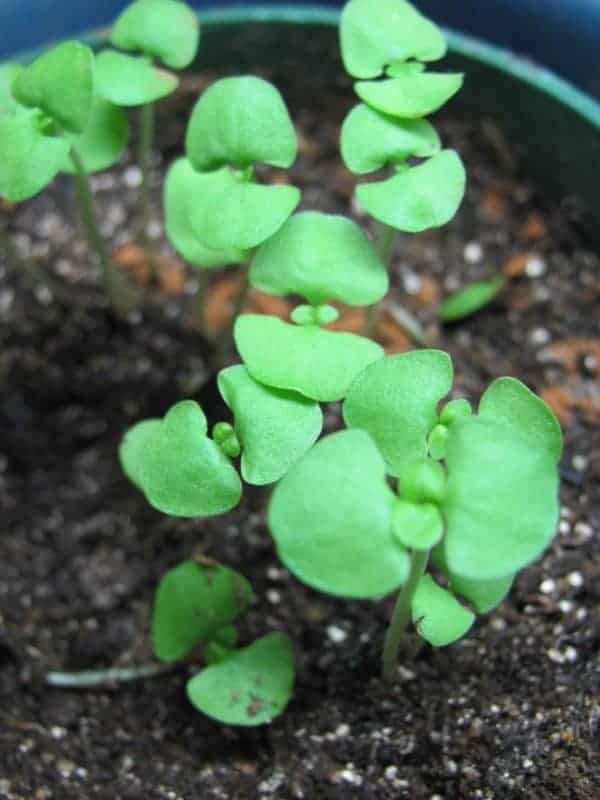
[326,625,347,643]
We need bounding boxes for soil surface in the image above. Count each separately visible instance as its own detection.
[1,59,600,800]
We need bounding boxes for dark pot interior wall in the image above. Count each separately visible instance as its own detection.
[1,0,599,97]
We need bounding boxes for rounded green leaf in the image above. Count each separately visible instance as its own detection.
[442,417,560,580]
[111,0,200,69]
[431,544,514,614]
[357,150,466,233]
[343,350,453,476]
[340,103,440,174]
[0,109,70,202]
[0,64,24,116]
[59,96,129,174]
[218,365,322,486]
[355,72,463,120]
[439,277,504,322]
[478,377,563,462]
[250,211,388,306]
[235,314,384,403]
[187,167,300,251]
[138,400,242,518]
[399,458,446,504]
[186,76,297,171]
[412,574,475,646]
[340,0,447,79]
[12,41,93,133]
[164,158,246,268]
[152,560,254,663]
[393,500,443,551]
[439,398,472,426]
[187,632,295,726]
[95,50,178,106]
[269,430,409,598]
[119,418,162,488]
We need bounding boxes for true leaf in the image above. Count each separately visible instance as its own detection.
[269,430,409,598]
[478,377,563,462]
[412,574,475,646]
[0,109,70,202]
[95,50,178,106]
[0,64,23,116]
[355,72,464,119]
[392,500,443,551]
[186,76,297,171]
[235,314,384,402]
[164,158,247,268]
[217,365,323,486]
[12,41,93,133]
[439,276,504,322]
[152,560,254,662]
[59,96,129,174]
[340,103,440,174]
[111,0,200,70]
[249,211,388,306]
[340,0,447,79]
[343,350,453,475]
[442,417,560,580]
[136,400,242,518]
[187,632,295,726]
[356,150,466,233]
[186,167,300,251]
[119,418,162,489]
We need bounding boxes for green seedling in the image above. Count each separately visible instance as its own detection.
[439,275,505,321]
[0,42,132,311]
[99,0,200,259]
[152,559,294,725]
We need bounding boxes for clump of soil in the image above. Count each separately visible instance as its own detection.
[1,51,599,800]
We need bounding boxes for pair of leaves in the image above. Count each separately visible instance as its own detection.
[153,560,294,726]
[235,314,384,403]
[95,51,179,106]
[120,400,242,517]
[249,211,388,306]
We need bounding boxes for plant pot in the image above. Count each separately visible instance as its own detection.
[1,8,598,800]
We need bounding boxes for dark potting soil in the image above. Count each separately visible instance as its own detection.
[1,67,600,800]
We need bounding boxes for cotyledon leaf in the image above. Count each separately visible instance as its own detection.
[412,574,475,646]
[217,365,323,486]
[59,96,129,174]
[0,64,23,116]
[269,429,409,598]
[119,418,162,489]
[249,211,388,306]
[186,632,295,726]
[439,277,504,322]
[95,50,178,106]
[235,314,384,403]
[343,350,453,476]
[431,544,514,614]
[355,72,464,119]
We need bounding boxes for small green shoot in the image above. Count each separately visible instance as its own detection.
[439,276,505,321]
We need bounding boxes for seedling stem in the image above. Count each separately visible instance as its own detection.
[138,100,156,269]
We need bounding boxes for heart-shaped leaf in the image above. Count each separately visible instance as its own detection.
[392,500,443,551]
[341,103,440,174]
[152,560,255,662]
[343,350,453,475]
[356,150,466,233]
[187,632,295,726]
[0,109,70,202]
[133,400,242,518]
[431,544,514,614]
[439,276,504,322]
[249,211,388,306]
[111,0,200,70]
[187,167,300,251]
[164,158,247,268]
[119,418,162,488]
[0,64,23,116]
[269,430,409,598]
[355,72,464,119]
[340,0,447,79]
[478,377,563,462]
[412,574,475,646]
[59,96,129,174]
[12,41,93,133]
[442,416,560,580]
[218,365,322,486]
[235,314,384,402]
[95,50,178,106]
[186,76,297,171]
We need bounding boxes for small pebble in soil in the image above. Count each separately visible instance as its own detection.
[403,271,422,294]
[326,624,347,644]
[571,454,588,471]
[525,255,547,277]
[567,571,584,588]
[123,166,143,188]
[530,327,551,346]
[540,578,556,594]
[464,241,483,264]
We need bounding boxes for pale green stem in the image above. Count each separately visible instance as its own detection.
[138,102,155,269]
[45,661,178,689]
[213,263,251,366]
[381,548,429,683]
[192,268,210,336]
[364,221,398,338]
